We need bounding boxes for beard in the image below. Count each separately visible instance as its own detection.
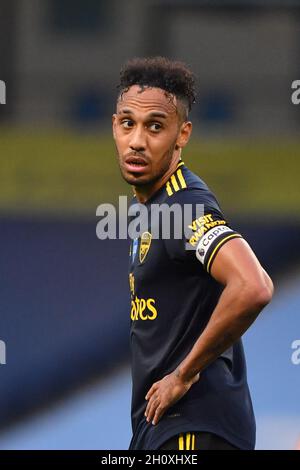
[116,142,177,189]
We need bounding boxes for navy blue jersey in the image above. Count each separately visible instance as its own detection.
[128,161,256,450]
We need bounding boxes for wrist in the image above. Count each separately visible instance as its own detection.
[175,365,200,385]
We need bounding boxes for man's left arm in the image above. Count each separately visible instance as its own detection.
[145,237,274,425]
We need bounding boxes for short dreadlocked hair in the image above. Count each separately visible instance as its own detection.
[117,56,196,121]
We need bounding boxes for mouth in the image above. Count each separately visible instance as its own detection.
[124,156,148,173]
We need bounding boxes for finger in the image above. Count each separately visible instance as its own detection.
[145,384,157,401]
[145,392,157,418]
[146,396,160,423]
[145,397,152,418]
[145,394,158,421]
[152,405,165,426]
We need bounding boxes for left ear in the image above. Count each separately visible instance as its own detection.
[176,121,192,149]
[112,114,117,140]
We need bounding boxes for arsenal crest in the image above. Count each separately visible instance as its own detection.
[139,231,152,263]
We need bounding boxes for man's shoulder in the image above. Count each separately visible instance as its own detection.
[167,165,220,210]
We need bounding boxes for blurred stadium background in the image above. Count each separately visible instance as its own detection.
[0,0,299,450]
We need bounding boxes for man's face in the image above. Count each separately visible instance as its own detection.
[112,85,189,187]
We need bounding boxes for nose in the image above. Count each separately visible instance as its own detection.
[129,125,146,153]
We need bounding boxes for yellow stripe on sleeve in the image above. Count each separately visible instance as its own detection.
[166,181,173,196]
[176,169,187,189]
[179,433,184,450]
[171,174,180,192]
[186,432,191,450]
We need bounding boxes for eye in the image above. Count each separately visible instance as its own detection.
[121,119,134,129]
[149,122,162,132]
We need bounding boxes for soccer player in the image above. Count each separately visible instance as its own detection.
[112,57,274,450]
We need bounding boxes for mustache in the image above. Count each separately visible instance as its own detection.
[124,150,148,158]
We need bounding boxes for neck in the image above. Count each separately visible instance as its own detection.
[134,157,181,203]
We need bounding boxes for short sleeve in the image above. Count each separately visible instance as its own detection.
[163,188,242,273]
